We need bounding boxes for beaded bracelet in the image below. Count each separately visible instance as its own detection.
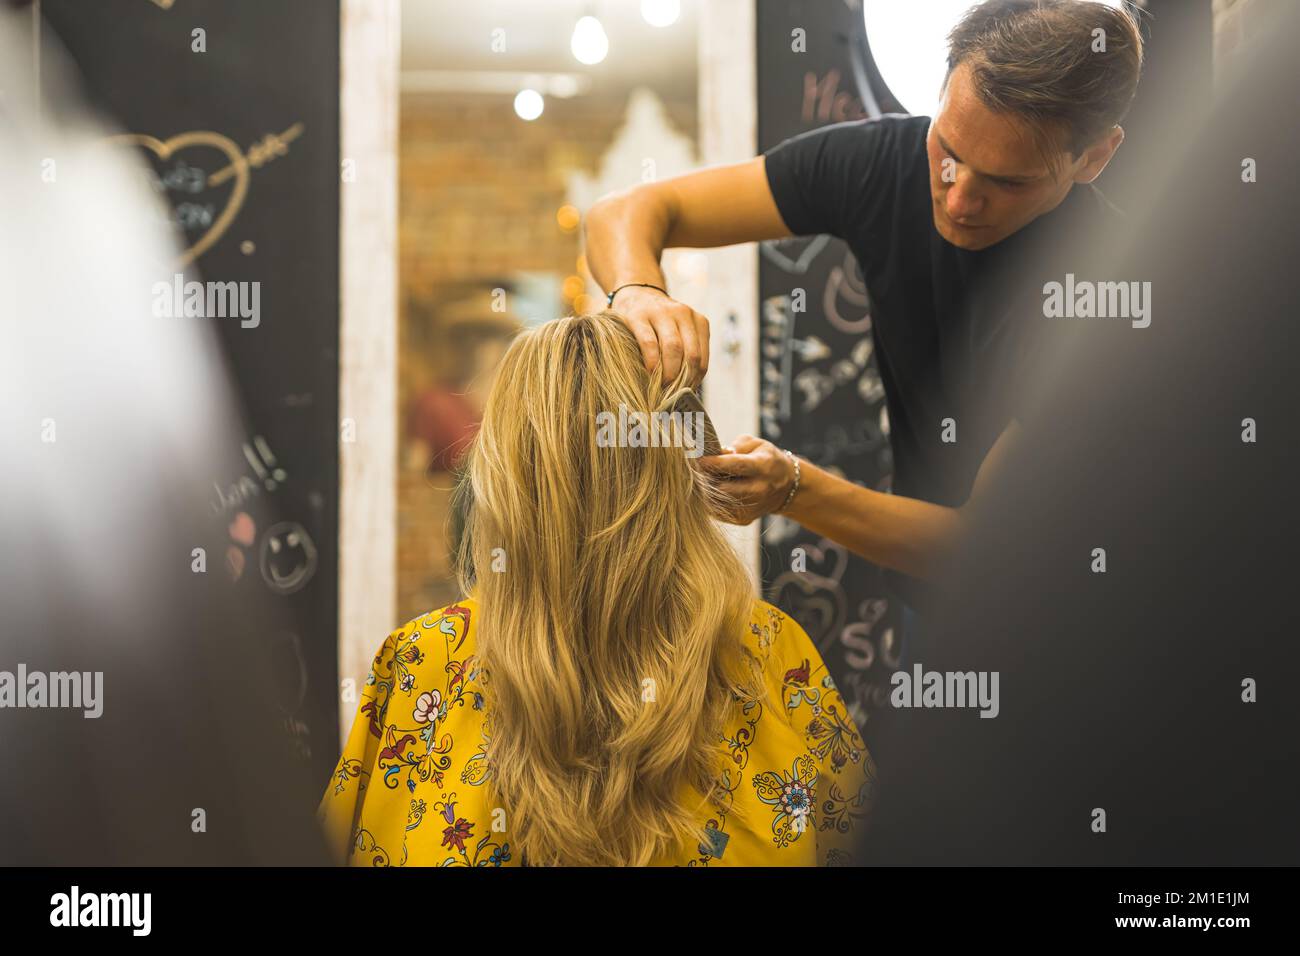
[777,449,801,513]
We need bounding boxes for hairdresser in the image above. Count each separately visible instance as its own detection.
[583,0,1142,655]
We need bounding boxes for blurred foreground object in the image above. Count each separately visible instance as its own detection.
[0,8,326,865]
[862,0,1300,865]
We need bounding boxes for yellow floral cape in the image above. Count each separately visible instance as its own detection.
[318,598,876,866]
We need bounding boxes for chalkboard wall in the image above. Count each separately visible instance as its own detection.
[756,0,905,742]
[42,0,341,789]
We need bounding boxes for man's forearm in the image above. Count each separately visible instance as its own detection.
[782,460,965,580]
[584,189,671,295]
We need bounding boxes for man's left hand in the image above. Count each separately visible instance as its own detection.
[699,434,797,524]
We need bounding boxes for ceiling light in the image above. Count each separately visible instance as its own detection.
[514,88,544,121]
[571,15,609,65]
[641,0,680,28]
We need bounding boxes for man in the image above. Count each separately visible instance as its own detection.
[584,0,1143,638]
[862,0,1300,865]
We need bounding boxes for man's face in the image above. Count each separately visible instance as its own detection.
[926,61,1079,250]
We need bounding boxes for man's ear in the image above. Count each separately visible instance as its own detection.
[1072,126,1125,184]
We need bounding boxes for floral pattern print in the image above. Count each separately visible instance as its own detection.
[752,753,820,847]
[318,599,876,866]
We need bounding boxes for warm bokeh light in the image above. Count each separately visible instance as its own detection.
[562,275,586,300]
[556,204,581,232]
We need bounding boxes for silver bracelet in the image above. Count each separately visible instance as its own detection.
[777,449,801,512]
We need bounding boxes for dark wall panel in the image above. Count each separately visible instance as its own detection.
[42,0,341,790]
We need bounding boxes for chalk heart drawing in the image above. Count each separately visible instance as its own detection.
[797,538,850,588]
[783,579,839,645]
[226,510,257,582]
[105,130,250,267]
[228,511,256,548]
[824,249,872,334]
[769,540,850,654]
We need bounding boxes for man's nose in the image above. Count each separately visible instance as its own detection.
[944,176,985,222]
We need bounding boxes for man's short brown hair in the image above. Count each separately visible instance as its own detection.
[946,0,1144,163]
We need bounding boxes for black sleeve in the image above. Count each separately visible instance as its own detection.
[762,117,898,241]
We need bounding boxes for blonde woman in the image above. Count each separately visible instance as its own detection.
[318,310,876,866]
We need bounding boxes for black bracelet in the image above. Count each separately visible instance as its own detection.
[606,282,667,306]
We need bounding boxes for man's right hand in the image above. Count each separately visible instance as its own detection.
[586,156,791,384]
[608,285,711,386]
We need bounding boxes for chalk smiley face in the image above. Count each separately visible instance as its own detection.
[258,521,318,595]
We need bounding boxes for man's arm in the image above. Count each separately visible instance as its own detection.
[705,423,1022,581]
[583,156,792,383]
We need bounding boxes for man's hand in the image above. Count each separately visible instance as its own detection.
[699,434,797,524]
[608,285,711,385]
[585,156,790,382]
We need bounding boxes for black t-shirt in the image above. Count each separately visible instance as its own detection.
[763,113,1120,609]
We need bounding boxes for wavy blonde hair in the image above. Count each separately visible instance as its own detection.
[454,310,766,866]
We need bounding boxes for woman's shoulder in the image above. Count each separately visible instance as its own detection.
[743,599,819,668]
[404,598,479,645]
[743,599,857,730]
[364,599,480,687]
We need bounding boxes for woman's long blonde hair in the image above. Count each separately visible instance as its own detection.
[454,310,765,866]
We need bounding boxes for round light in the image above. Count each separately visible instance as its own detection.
[641,0,680,28]
[863,0,1128,119]
[571,15,609,65]
[556,204,581,232]
[514,88,544,121]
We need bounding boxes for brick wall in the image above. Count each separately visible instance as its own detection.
[395,90,696,621]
